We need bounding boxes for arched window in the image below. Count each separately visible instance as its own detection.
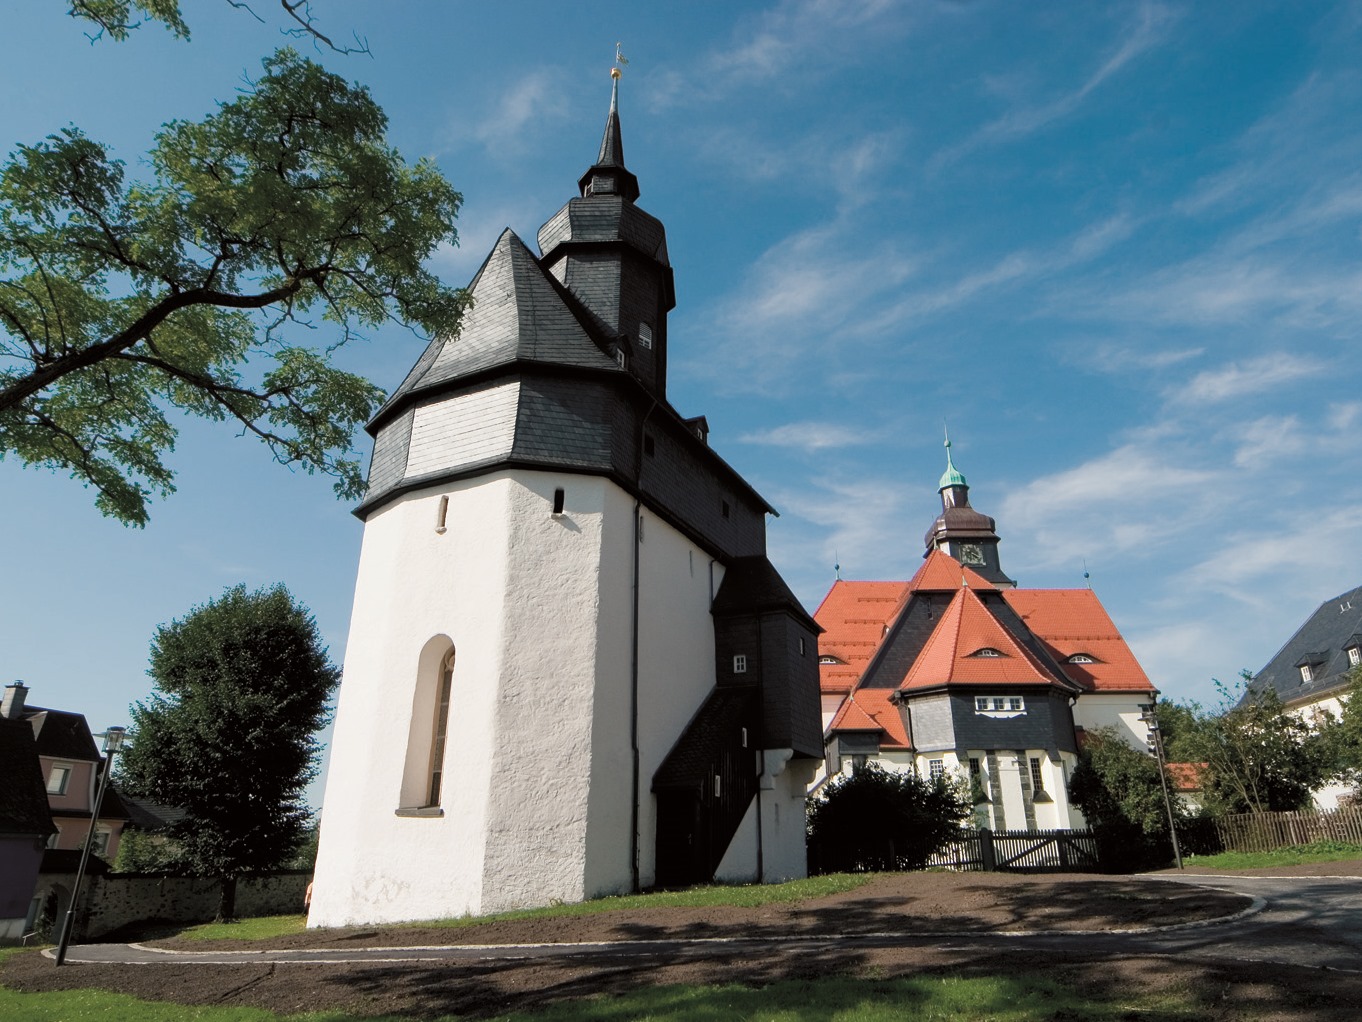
[399,639,455,814]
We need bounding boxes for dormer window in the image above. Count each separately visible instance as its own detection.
[639,322,653,350]
[969,647,1003,658]
[613,347,628,369]
[1067,654,1096,664]
[1301,664,1313,683]
[973,694,1025,715]
[819,655,842,665]
[1350,647,1361,668]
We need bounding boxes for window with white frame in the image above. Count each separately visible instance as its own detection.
[639,322,654,350]
[1350,647,1361,667]
[733,654,748,674]
[1301,664,1314,683]
[1029,758,1045,793]
[928,759,945,780]
[973,695,1025,715]
[92,826,113,856]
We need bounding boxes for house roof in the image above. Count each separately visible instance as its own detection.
[827,687,910,748]
[1166,762,1206,792]
[1001,589,1156,694]
[712,555,821,632]
[652,686,759,792]
[908,549,996,592]
[24,707,101,761]
[812,580,907,694]
[899,586,1065,691]
[0,717,56,837]
[1248,583,1362,708]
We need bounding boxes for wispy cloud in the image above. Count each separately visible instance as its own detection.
[739,422,877,451]
[1172,352,1325,404]
[465,71,567,155]
[931,2,1177,167]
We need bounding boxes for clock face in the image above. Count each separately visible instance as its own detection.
[959,543,985,565]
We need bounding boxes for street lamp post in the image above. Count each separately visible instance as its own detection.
[54,726,126,967]
[1140,704,1184,871]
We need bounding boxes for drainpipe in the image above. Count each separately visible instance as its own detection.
[754,613,765,883]
[630,399,658,893]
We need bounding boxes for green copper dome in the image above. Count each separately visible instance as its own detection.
[938,436,967,491]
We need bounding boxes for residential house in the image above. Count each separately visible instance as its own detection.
[0,714,56,941]
[817,444,1158,831]
[1243,584,1362,810]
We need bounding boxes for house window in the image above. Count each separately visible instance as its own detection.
[639,322,653,350]
[46,764,72,796]
[928,759,945,780]
[733,654,748,674]
[991,697,1006,711]
[92,827,112,857]
[798,636,807,656]
[614,347,628,368]
[1301,664,1313,683]
[552,488,566,515]
[973,647,1002,658]
[435,495,449,534]
[1350,647,1361,667]
[46,828,61,849]
[400,641,457,814]
[974,696,989,712]
[820,655,841,665]
[1008,697,1024,711]
[1067,654,1095,664]
[1029,758,1045,793]
[969,757,981,779]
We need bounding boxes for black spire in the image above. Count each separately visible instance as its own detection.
[578,75,640,202]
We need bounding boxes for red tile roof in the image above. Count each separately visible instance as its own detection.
[813,580,907,694]
[827,687,910,748]
[1166,762,1206,792]
[900,587,1062,690]
[1001,589,1155,693]
[908,549,995,592]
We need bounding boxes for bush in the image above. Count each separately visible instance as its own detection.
[807,763,971,874]
[1068,728,1183,871]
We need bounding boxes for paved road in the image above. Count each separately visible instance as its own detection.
[46,874,1362,974]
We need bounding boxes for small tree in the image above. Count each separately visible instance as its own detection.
[807,763,971,873]
[1068,727,1182,870]
[118,583,338,920]
[1185,675,1330,815]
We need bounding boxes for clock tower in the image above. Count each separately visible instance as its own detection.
[923,437,1015,587]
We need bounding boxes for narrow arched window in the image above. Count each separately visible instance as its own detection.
[426,649,456,806]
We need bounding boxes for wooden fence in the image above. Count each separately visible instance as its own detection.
[926,828,1101,873]
[1208,807,1362,853]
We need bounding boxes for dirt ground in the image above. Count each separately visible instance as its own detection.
[5,865,1361,1020]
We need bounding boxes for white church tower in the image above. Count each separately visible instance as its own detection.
[307,77,823,928]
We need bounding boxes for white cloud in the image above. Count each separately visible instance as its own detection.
[1173,353,1325,404]
[467,71,567,154]
[739,422,876,451]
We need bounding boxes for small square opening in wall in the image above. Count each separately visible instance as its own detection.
[644,434,655,457]
[552,488,565,515]
[733,654,747,674]
[721,500,730,519]
[435,495,449,534]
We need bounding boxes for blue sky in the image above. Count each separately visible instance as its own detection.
[5,1,1362,799]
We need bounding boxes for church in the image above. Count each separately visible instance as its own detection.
[816,441,1158,831]
[307,78,822,927]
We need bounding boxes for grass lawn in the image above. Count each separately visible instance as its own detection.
[176,873,874,942]
[1183,840,1362,870]
[0,970,1216,1021]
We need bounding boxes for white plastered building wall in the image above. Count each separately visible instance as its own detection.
[1071,693,1153,751]
[310,469,739,927]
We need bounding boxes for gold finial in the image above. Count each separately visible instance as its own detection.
[612,42,628,79]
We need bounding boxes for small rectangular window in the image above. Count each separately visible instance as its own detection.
[1009,697,1024,711]
[928,759,945,780]
[552,488,565,515]
[714,775,722,798]
[975,696,989,712]
[435,495,449,534]
[1350,647,1361,667]
[798,636,806,656]
[614,348,628,368]
[46,765,71,795]
[639,322,653,350]
[740,727,748,748]
[721,500,730,519]
[1029,758,1045,793]
[1301,664,1314,683]
[969,757,981,778]
[991,697,1006,711]
[644,434,655,457]
[733,654,747,674]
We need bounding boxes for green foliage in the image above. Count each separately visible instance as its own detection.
[1068,727,1181,870]
[1,47,466,525]
[1185,841,1362,870]
[806,762,972,873]
[117,584,338,918]
[1181,674,1332,815]
[67,1,189,40]
[1318,667,1362,799]
[112,827,183,873]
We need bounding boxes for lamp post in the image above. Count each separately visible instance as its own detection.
[1139,704,1184,870]
[54,726,126,967]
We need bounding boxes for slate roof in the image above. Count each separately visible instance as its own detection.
[1247,583,1362,708]
[24,707,100,761]
[0,717,55,837]
[652,686,759,792]
[373,228,620,423]
[712,555,821,631]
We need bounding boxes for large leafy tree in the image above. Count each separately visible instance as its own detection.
[118,583,338,920]
[806,763,971,873]
[2,21,465,525]
[1068,727,1183,870]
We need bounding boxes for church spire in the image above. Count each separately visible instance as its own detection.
[938,428,967,494]
[578,50,639,202]
[922,432,1015,587]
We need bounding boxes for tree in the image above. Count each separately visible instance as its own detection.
[806,763,971,873]
[2,41,466,525]
[1180,675,1331,815]
[69,0,369,55]
[1068,727,1182,870]
[117,583,338,920]
[1317,667,1362,803]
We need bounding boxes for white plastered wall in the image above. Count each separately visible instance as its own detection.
[1072,693,1153,751]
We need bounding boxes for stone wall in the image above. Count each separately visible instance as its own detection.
[35,871,311,940]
